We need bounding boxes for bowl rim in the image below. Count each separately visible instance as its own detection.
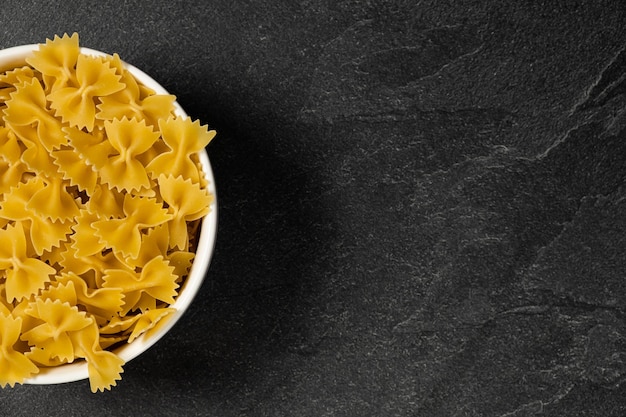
[0,44,218,385]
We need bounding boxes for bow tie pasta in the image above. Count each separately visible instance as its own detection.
[0,33,215,392]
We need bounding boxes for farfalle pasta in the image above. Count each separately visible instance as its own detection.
[0,34,215,392]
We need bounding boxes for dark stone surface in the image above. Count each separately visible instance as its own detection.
[2,1,626,416]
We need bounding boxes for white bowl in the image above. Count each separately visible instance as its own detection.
[0,44,218,385]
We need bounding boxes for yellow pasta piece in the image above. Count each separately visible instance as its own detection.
[48,54,124,131]
[98,334,127,350]
[0,313,39,387]
[0,285,12,316]
[147,117,216,183]
[98,314,141,335]
[0,65,38,88]
[96,54,176,127]
[18,135,59,177]
[86,183,125,219]
[0,88,11,103]
[59,244,125,284]
[26,175,80,222]
[69,321,124,392]
[27,215,74,257]
[40,279,78,306]
[102,256,178,315]
[93,194,171,260]
[98,307,174,344]
[25,346,68,368]
[0,158,27,196]
[52,147,98,197]
[69,210,105,257]
[158,174,213,250]
[25,33,79,91]
[55,272,124,320]
[0,126,24,164]
[0,66,41,112]
[38,240,68,270]
[8,297,40,335]
[124,223,170,269]
[21,298,93,362]
[0,222,56,302]
[98,117,159,193]
[0,178,74,255]
[4,77,68,153]
[127,308,175,343]
[64,125,115,171]
[167,250,196,281]
[0,178,43,222]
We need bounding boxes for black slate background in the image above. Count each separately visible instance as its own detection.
[2,1,626,416]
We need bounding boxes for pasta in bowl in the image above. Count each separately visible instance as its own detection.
[0,34,217,392]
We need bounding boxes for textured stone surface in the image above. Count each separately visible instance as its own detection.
[2,1,626,416]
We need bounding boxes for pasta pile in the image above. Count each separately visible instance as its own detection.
[0,33,215,392]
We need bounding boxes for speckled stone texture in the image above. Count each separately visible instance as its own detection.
[2,1,626,416]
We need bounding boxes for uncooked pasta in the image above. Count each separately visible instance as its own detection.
[0,33,215,392]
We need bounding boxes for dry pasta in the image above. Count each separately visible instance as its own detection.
[0,33,215,392]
